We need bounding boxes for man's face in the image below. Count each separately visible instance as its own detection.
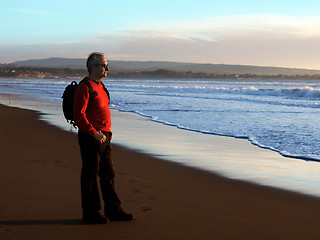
[92,56,109,78]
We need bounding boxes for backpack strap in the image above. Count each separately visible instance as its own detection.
[100,81,110,104]
[81,78,94,102]
[81,78,110,104]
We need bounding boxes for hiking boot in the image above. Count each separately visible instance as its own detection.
[106,209,134,221]
[82,212,109,224]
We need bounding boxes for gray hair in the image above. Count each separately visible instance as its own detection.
[86,52,105,73]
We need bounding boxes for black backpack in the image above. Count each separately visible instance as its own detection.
[61,79,110,127]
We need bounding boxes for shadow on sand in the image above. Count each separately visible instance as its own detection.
[0,219,85,226]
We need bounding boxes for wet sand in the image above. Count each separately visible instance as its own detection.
[1,104,320,240]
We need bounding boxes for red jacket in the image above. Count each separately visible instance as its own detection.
[73,77,111,135]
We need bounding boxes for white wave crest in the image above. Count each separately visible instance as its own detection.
[238,86,320,99]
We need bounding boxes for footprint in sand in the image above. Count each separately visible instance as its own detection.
[147,195,156,200]
[129,179,137,183]
[131,188,141,194]
[141,206,152,212]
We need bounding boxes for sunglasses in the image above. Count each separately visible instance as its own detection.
[94,63,109,69]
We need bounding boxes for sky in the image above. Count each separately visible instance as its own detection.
[1,0,320,69]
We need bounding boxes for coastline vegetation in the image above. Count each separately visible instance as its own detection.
[1,64,320,80]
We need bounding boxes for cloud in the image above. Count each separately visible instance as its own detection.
[80,14,320,67]
[2,14,320,69]
[139,14,320,40]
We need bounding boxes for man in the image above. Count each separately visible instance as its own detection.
[73,52,133,224]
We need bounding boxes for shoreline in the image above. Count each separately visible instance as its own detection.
[1,92,320,198]
[110,110,320,198]
[127,112,320,162]
[2,104,320,239]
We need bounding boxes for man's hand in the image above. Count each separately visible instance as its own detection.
[93,130,107,143]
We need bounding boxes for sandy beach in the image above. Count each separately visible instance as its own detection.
[1,104,320,240]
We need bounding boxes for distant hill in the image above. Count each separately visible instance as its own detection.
[13,58,86,69]
[11,57,320,76]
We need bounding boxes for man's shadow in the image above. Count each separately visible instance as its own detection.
[0,219,86,226]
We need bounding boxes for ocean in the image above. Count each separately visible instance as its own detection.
[109,78,320,161]
[1,78,320,196]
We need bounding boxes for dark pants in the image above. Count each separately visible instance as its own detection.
[78,131,121,217]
